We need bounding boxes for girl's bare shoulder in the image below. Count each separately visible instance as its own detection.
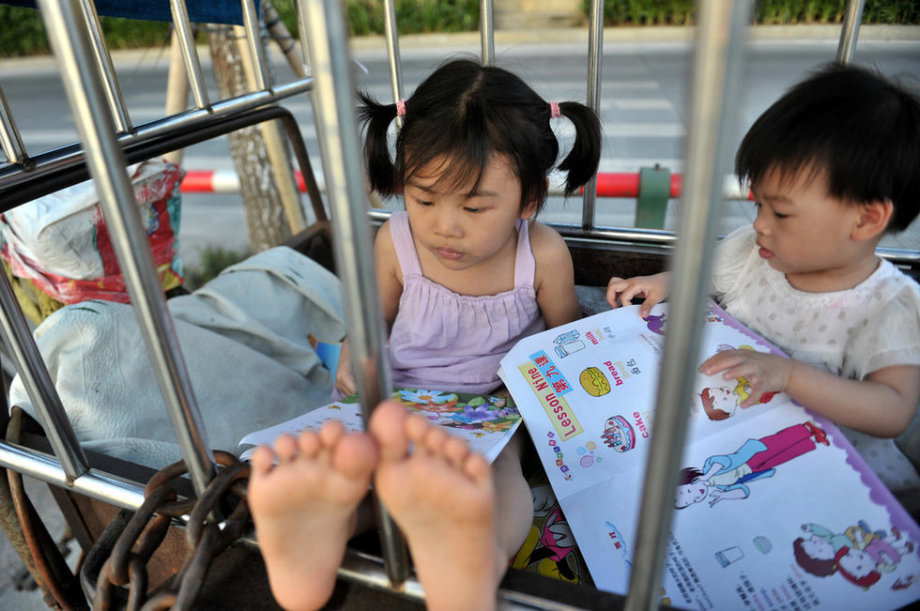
[374,219,402,284]
[529,220,572,267]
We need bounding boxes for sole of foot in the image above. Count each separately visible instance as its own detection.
[370,400,502,611]
[248,420,377,611]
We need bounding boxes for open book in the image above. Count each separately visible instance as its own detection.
[499,302,920,610]
[238,389,521,464]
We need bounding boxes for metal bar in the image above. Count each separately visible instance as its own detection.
[164,28,190,166]
[480,0,494,66]
[241,0,270,91]
[235,21,305,231]
[0,85,27,164]
[0,78,313,187]
[77,0,132,133]
[37,0,215,497]
[624,2,753,610]
[0,272,88,481]
[296,0,410,586]
[382,0,404,127]
[366,211,920,265]
[836,0,865,64]
[169,0,211,109]
[0,441,145,509]
[581,0,603,229]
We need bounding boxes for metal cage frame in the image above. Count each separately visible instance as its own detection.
[0,0,898,609]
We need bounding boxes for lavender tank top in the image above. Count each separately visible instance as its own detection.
[387,211,545,394]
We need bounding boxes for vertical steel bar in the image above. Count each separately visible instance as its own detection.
[0,271,88,481]
[241,0,270,91]
[296,0,410,586]
[836,0,865,64]
[581,0,603,229]
[382,0,404,128]
[77,0,132,133]
[163,28,190,166]
[37,0,215,496]
[480,0,494,66]
[0,86,27,164]
[169,0,211,109]
[623,2,752,610]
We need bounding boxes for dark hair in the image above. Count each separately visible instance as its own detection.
[735,63,920,232]
[358,58,601,214]
[792,537,836,577]
[674,467,704,509]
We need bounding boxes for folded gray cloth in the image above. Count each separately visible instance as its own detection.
[8,247,345,469]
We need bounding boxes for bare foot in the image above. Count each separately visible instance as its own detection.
[248,421,377,611]
[370,400,502,611]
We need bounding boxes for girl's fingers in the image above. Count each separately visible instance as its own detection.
[638,295,659,318]
[619,286,644,308]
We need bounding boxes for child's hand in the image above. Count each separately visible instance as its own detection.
[708,490,723,507]
[606,272,669,318]
[335,339,356,397]
[699,350,793,408]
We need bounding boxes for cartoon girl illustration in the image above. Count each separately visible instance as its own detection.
[512,486,583,582]
[836,526,914,589]
[675,421,829,508]
[699,386,738,420]
[793,522,858,577]
[793,521,914,588]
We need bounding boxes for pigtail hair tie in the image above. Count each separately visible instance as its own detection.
[396,99,407,117]
[549,101,561,119]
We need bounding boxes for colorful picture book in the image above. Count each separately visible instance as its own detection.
[499,302,920,610]
[238,389,521,464]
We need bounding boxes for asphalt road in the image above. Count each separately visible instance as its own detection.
[2,36,918,267]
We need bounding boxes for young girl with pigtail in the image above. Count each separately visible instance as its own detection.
[248,58,601,611]
[332,57,602,569]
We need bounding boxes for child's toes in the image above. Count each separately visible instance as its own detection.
[333,433,378,478]
[369,400,411,461]
[319,419,345,447]
[444,436,471,469]
[422,426,449,455]
[249,445,276,475]
[297,430,321,457]
[273,434,299,462]
[463,452,490,482]
[405,413,432,444]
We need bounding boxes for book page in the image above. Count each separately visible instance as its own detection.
[499,302,920,609]
[239,389,521,464]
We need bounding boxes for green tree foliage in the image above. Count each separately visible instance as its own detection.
[0,5,170,57]
[586,0,919,26]
[2,1,917,57]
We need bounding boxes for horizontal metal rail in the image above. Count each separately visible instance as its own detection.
[366,210,920,266]
[0,440,145,509]
[0,77,313,184]
[0,107,326,226]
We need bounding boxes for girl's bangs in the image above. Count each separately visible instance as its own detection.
[400,119,492,196]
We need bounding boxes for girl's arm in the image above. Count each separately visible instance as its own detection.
[531,222,580,328]
[373,221,403,328]
[335,221,403,396]
[701,350,919,437]
[785,362,919,437]
[709,487,746,506]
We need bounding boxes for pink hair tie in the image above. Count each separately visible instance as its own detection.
[396,99,406,117]
[549,101,561,119]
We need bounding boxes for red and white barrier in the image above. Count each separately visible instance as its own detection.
[179,170,753,200]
